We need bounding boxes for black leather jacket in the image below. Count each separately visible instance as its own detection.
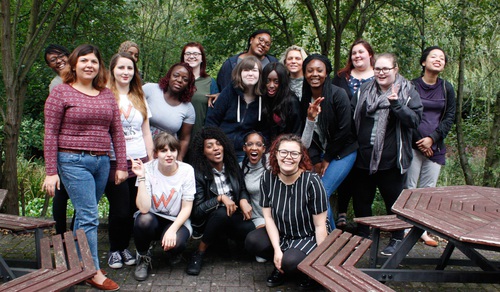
[191,169,249,231]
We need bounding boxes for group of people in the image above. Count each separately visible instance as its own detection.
[41,28,455,291]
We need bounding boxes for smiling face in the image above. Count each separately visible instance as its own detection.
[46,52,68,75]
[183,46,203,69]
[265,70,279,97]
[305,59,327,89]
[285,50,304,76]
[204,138,224,170]
[276,141,302,175]
[249,33,271,58]
[374,56,398,92]
[169,65,190,93]
[241,63,260,87]
[351,44,372,70]
[422,49,446,74]
[75,53,99,83]
[113,57,134,87]
[156,145,178,168]
[243,133,266,165]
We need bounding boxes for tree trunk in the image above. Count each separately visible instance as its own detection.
[482,91,500,187]
[454,1,474,185]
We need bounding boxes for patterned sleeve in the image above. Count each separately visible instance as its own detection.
[260,170,272,208]
[307,172,328,214]
[44,86,65,175]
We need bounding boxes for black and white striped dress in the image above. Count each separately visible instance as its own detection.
[260,170,328,255]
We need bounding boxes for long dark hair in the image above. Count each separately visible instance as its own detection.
[337,39,375,79]
[300,54,335,136]
[158,62,197,103]
[241,131,267,175]
[190,127,240,180]
[261,62,296,128]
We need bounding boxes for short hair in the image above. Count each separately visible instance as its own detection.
[231,56,262,96]
[375,53,398,68]
[118,41,140,54]
[62,44,108,90]
[337,39,375,78]
[420,46,448,75]
[180,42,210,78]
[279,45,308,65]
[109,52,147,121]
[158,62,196,103]
[153,132,180,154]
[44,44,70,65]
[246,29,272,51]
[268,134,312,176]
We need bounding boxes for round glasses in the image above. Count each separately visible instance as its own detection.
[184,52,202,58]
[277,149,301,159]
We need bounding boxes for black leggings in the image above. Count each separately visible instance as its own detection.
[245,228,308,275]
[134,212,190,254]
[351,167,405,239]
[52,183,74,234]
[202,207,255,246]
[105,177,138,252]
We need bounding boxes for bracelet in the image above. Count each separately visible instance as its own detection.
[137,176,146,182]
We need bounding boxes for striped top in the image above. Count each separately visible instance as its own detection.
[44,84,127,175]
[260,170,327,243]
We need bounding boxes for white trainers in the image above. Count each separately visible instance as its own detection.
[108,251,123,269]
[255,256,267,263]
[121,249,136,266]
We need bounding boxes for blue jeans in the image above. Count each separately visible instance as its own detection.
[322,151,357,230]
[57,151,110,269]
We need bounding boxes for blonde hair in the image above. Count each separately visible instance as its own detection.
[280,45,308,65]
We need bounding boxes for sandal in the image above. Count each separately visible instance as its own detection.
[336,214,347,227]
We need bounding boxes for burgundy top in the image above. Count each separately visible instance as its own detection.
[44,84,127,175]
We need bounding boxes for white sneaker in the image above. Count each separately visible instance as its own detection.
[255,256,267,263]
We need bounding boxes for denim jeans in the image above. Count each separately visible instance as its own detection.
[322,150,357,230]
[57,151,110,269]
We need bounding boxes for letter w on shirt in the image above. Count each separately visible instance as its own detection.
[152,188,176,209]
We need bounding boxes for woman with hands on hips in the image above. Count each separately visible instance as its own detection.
[131,132,195,282]
[245,134,328,289]
[43,44,126,291]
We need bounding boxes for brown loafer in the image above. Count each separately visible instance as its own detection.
[86,277,120,291]
[423,239,438,247]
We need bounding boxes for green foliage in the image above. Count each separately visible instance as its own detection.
[17,157,45,216]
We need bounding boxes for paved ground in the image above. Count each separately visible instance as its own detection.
[1,223,499,291]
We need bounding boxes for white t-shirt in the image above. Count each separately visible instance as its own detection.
[142,83,195,138]
[110,94,152,160]
[138,160,196,234]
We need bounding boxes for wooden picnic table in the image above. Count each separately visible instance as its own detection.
[361,185,500,283]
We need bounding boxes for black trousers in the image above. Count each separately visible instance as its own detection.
[351,167,405,240]
[52,183,74,234]
[202,207,255,246]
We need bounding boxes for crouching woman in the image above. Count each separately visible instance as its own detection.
[131,132,195,281]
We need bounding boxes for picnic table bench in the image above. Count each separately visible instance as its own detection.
[298,229,394,291]
[361,186,500,283]
[0,229,96,291]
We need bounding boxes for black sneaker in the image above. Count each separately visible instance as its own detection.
[120,249,136,266]
[297,276,319,290]
[381,238,402,256]
[186,251,203,275]
[266,268,285,287]
[107,251,123,269]
[134,252,152,281]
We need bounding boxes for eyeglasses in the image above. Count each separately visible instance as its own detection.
[48,54,67,64]
[184,52,202,58]
[374,67,395,74]
[244,142,264,148]
[277,149,301,159]
[257,37,271,48]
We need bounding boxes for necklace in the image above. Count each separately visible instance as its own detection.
[280,169,300,177]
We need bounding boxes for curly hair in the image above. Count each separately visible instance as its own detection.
[241,130,267,175]
[158,62,196,103]
[180,42,210,78]
[337,39,375,79]
[109,52,147,121]
[189,127,240,179]
[62,44,108,90]
[268,134,312,176]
